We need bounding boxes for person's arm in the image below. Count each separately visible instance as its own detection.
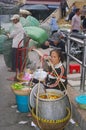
[8,23,25,38]
[9,30,17,38]
[50,18,53,25]
[80,24,83,31]
[48,66,65,88]
[71,17,75,31]
[48,77,60,88]
[6,33,10,38]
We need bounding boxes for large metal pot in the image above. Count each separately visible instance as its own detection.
[35,88,71,120]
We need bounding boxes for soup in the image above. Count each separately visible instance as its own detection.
[39,92,62,99]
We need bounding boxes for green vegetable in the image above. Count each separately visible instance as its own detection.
[12,83,24,90]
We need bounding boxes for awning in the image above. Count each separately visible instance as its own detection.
[48,5,60,9]
[20,4,49,10]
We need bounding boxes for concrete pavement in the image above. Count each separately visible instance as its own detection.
[0,54,35,130]
[0,53,82,130]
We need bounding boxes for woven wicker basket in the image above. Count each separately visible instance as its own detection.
[31,107,71,130]
[11,88,31,96]
[17,72,27,82]
[17,69,32,82]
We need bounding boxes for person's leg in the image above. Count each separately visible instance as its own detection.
[64,8,66,17]
[7,48,17,81]
[12,48,17,72]
[61,9,64,18]
[72,30,79,33]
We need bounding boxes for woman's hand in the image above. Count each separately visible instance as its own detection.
[6,33,10,38]
[48,76,61,88]
[44,41,50,46]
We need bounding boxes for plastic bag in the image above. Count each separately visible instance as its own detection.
[0,35,8,53]
[24,26,48,45]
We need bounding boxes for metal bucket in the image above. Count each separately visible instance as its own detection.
[35,89,71,120]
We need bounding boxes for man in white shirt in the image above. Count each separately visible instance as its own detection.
[71,8,82,32]
[7,14,25,72]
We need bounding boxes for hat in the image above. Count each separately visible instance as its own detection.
[49,33,60,42]
[11,14,20,20]
[49,37,59,42]
[52,13,55,17]
[19,9,31,15]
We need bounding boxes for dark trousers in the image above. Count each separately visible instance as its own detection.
[61,8,66,18]
[12,48,17,72]
[52,30,58,35]
[72,30,79,33]
[12,48,23,72]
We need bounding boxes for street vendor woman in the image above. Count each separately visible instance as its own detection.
[44,49,67,91]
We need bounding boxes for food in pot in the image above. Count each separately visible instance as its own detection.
[39,92,62,99]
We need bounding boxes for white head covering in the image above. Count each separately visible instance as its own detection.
[11,14,20,20]
[19,9,31,15]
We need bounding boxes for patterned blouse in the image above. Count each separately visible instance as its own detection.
[45,62,67,91]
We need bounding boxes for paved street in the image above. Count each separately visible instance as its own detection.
[0,54,35,130]
[0,53,82,130]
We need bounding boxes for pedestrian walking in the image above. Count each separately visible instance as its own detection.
[68,2,77,21]
[50,13,59,35]
[71,8,82,32]
[60,0,67,18]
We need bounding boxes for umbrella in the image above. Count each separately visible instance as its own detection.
[20,4,49,10]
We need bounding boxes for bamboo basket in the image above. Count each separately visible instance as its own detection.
[31,107,71,130]
[11,87,31,96]
[17,70,32,82]
[17,72,27,82]
[11,82,31,96]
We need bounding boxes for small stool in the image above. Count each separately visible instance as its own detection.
[69,64,80,74]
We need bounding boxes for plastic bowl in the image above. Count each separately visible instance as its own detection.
[75,95,86,109]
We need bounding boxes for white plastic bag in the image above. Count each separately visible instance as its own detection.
[66,7,69,12]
